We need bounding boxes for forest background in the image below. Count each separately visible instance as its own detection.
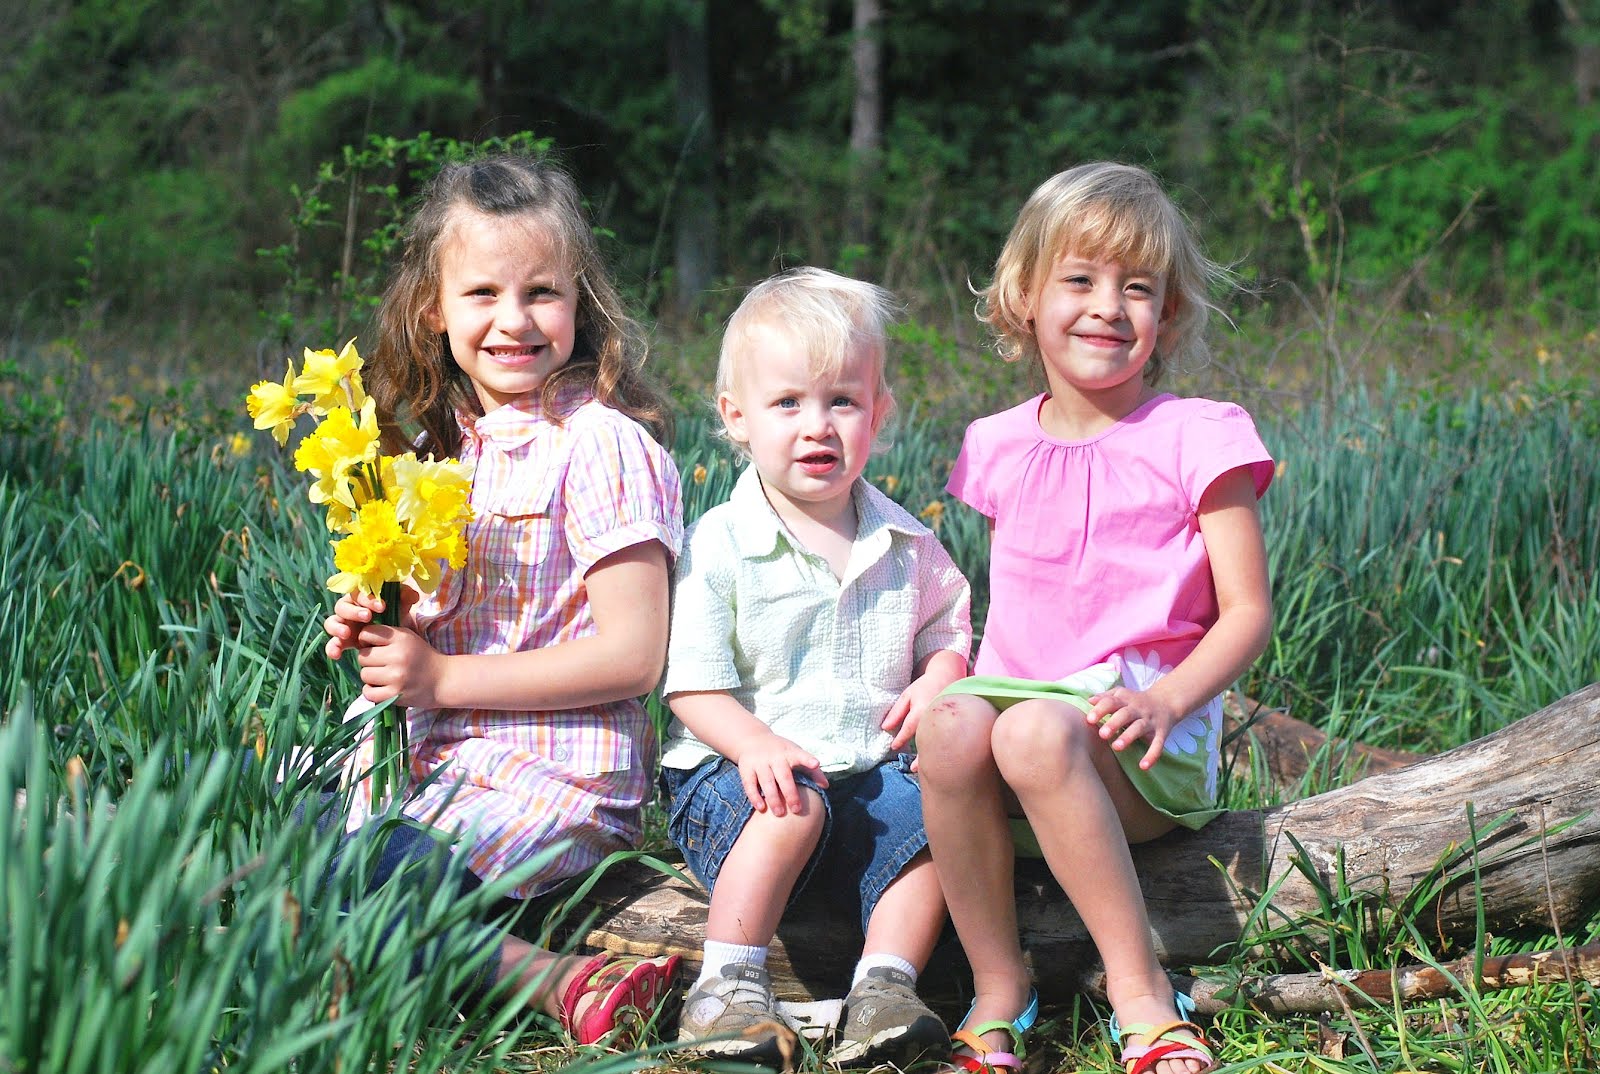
[4,0,1599,416]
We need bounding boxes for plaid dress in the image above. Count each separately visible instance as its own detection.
[343,392,682,899]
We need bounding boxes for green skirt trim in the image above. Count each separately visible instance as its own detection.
[937,669,1222,857]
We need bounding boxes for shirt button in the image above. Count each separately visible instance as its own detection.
[554,746,570,762]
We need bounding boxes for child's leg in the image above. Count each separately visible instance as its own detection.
[830,759,949,1067]
[664,759,825,1061]
[917,693,1034,1043]
[991,698,1208,1074]
[859,850,944,969]
[704,794,827,945]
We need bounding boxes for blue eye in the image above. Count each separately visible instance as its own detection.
[832,396,854,408]
[776,398,798,409]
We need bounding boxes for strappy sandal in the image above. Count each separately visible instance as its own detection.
[948,989,1039,1072]
[556,951,682,1047]
[1109,991,1216,1074]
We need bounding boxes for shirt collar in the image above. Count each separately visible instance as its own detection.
[725,465,923,560]
[462,391,591,453]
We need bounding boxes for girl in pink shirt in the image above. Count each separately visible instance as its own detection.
[320,155,681,1045]
[917,163,1274,1074]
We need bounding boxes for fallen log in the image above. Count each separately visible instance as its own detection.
[567,683,1600,1004]
[1221,692,1424,787]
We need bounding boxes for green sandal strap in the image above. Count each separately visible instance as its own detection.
[953,989,1040,1061]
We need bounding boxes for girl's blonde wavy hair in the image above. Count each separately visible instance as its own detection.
[980,162,1233,386]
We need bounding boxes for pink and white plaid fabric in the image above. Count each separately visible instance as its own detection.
[344,392,682,899]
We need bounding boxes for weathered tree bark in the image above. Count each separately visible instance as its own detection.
[569,683,1600,1004]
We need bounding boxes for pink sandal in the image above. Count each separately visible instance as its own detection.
[1110,992,1217,1074]
[557,952,682,1047]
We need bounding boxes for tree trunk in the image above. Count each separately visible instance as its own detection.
[1558,0,1600,106]
[847,0,883,251]
[565,683,1600,1003]
[666,0,717,317]
[1166,941,1600,1016]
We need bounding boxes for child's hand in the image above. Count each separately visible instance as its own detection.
[324,592,382,659]
[1087,687,1185,771]
[322,588,418,660]
[735,733,828,817]
[348,624,448,709]
[884,650,969,755]
[880,682,936,751]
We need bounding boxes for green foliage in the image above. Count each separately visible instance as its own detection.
[1186,0,1598,320]
[257,130,554,347]
[6,0,1600,357]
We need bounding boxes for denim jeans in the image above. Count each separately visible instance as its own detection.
[661,755,930,934]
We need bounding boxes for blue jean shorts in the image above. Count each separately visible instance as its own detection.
[660,755,930,935]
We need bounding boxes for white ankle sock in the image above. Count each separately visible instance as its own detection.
[852,952,918,987]
[698,940,768,986]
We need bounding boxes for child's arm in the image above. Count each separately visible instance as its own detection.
[668,691,828,816]
[1089,467,1272,769]
[881,649,969,750]
[339,540,672,711]
[881,532,974,750]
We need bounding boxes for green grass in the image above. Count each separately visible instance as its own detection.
[2,345,1598,1072]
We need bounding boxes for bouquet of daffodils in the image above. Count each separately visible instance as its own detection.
[247,340,474,807]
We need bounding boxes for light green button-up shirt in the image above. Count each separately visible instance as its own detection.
[660,467,972,776]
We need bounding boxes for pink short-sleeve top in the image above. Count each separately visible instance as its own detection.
[949,393,1272,681]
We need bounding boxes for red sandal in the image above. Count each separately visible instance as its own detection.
[556,952,682,1047]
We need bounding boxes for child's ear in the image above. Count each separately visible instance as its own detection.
[716,391,749,444]
[1160,291,1179,328]
[424,304,446,334]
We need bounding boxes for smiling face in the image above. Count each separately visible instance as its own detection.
[1031,252,1171,414]
[426,209,578,413]
[717,321,882,527]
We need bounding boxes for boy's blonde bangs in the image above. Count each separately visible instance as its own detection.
[717,269,893,399]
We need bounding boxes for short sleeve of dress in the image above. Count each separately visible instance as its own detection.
[1179,401,1275,509]
[561,409,685,574]
[946,419,996,517]
[661,515,742,696]
[911,534,973,668]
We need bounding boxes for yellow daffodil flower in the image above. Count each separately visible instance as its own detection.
[247,363,301,446]
[294,399,381,512]
[293,339,364,413]
[388,452,475,538]
[327,500,416,597]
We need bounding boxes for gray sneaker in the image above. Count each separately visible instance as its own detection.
[677,961,798,1066]
[832,966,949,1067]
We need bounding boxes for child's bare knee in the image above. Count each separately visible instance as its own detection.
[991,700,1091,785]
[918,694,996,760]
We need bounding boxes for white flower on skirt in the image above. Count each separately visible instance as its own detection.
[1111,647,1224,799]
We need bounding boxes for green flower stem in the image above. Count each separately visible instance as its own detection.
[367,580,408,812]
